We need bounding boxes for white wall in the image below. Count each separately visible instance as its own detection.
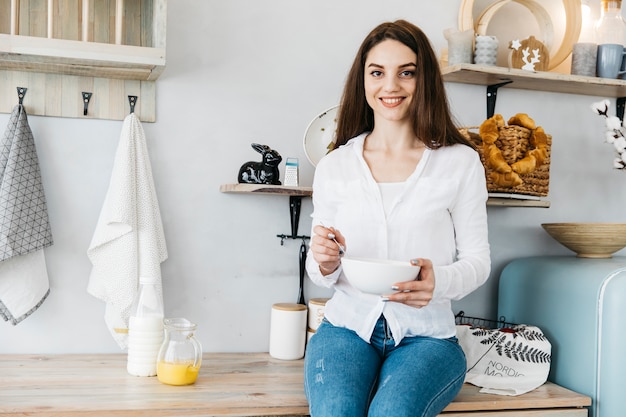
[2,0,625,353]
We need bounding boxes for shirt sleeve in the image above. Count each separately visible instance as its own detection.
[305,157,343,288]
[432,150,491,301]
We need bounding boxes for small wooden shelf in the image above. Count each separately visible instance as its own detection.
[0,35,165,81]
[487,196,550,208]
[219,183,313,197]
[442,63,626,98]
[219,184,549,207]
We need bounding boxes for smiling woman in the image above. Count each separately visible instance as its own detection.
[303,19,491,417]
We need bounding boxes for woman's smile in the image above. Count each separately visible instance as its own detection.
[380,97,405,107]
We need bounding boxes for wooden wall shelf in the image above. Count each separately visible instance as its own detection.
[442,63,626,98]
[219,184,549,208]
[220,183,313,197]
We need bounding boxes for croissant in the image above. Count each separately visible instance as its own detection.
[508,113,536,130]
[479,114,504,145]
[490,171,523,187]
[485,144,512,173]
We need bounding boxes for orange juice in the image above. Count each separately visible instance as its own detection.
[157,361,200,386]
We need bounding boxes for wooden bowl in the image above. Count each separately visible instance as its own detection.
[541,223,626,258]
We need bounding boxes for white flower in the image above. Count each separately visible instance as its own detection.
[607,116,622,130]
[591,99,610,115]
[592,99,626,170]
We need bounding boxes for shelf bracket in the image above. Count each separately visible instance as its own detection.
[486,81,513,119]
[289,196,302,238]
[617,97,625,122]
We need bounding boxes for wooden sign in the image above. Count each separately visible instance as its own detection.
[509,36,550,72]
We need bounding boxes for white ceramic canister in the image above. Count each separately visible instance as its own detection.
[269,303,308,360]
[474,35,498,66]
[307,298,329,331]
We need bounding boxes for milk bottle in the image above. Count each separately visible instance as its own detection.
[127,276,164,376]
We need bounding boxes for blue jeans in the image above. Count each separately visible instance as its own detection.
[304,316,466,417]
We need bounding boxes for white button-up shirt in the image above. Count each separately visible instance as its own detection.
[306,133,491,344]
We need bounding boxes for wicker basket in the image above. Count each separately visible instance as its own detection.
[460,120,552,197]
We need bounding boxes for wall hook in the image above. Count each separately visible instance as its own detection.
[128,95,137,114]
[82,92,93,116]
[16,87,27,105]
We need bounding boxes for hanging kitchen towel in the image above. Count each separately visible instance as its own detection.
[0,104,53,325]
[87,112,168,349]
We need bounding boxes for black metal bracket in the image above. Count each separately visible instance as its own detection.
[82,92,93,116]
[617,97,625,122]
[128,95,137,114]
[289,196,301,238]
[486,80,513,119]
[16,87,27,105]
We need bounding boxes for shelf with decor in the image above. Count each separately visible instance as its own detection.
[442,63,626,120]
[0,0,166,122]
[442,63,626,209]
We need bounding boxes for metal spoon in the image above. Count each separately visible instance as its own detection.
[319,221,345,256]
[327,231,345,256]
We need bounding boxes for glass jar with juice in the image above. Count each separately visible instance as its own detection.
[157,318,202,385]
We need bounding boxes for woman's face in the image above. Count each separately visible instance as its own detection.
[363,39,417,123]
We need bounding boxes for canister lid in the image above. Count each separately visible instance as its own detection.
[308,298,330,306]
[273,303,307,311]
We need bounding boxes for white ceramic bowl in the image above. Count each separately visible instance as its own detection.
[340,257,420,295]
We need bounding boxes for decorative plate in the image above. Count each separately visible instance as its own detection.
[303,105,339,167]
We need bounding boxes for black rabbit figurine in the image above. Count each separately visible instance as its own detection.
[238,143,283,185]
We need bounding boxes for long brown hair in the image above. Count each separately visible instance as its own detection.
[334,20,472,150]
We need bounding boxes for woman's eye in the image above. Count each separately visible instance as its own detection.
[400,70,415,78]
[370,70,383,77]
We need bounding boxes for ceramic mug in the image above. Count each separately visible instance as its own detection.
[596,44,626,79]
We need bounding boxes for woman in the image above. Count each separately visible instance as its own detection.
[304,20,491,417]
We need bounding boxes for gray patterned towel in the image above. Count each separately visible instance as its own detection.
[0,104,53,325]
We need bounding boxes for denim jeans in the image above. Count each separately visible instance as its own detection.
[304,316,466,417]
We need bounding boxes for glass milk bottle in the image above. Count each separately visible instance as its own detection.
[127,276,164,376]
[595,0,626,46]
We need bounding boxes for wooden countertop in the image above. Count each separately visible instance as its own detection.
[0,353,590,416]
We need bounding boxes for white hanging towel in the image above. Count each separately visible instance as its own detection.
[87,113,168,349]
[0,104,53,325]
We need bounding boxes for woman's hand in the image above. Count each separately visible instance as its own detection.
[385,258,434,308]
[311,225,346,276]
